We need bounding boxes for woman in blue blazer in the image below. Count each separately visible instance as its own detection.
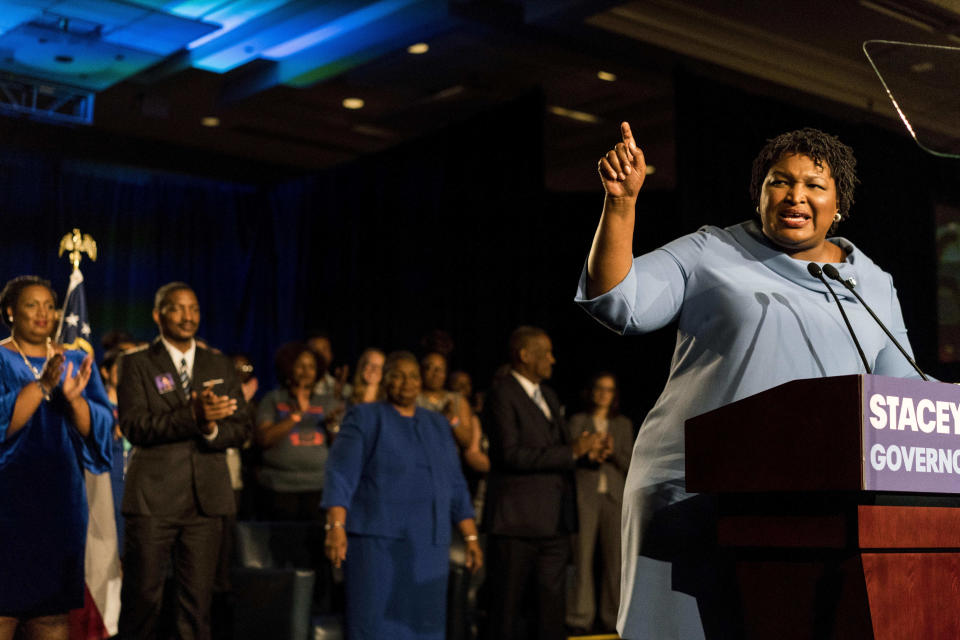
[323,350,482,640]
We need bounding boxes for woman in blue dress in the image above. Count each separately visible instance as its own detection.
[579,125,926,639]
[0,276,112,640]
[323,350,483,640]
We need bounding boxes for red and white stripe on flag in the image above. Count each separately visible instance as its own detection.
[69,470,122,639]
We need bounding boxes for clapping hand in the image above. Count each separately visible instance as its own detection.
[61,353,93,402]
[599,121,646,200]
[38,351,65,394]
[192,389,238,432]
[572,431,601,459]
[200,388,237,421]
[589,432,614,463]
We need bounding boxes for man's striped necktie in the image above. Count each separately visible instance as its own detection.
[179,357,190,391]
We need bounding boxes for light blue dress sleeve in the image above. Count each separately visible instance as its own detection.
[574,227,711,335]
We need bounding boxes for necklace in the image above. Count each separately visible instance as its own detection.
[9,335,53,380]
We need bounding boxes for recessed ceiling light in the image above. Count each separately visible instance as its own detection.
[597,71,617,82]
[431,85,464,100]
[353,124,394,139]
[342,97,365,110]
[407,42,429,55]
[201,116,220,127]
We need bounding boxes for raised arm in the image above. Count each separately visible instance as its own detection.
[6,352,63,438]
[587,121,647,299]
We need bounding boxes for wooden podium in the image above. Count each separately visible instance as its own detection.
[685,374,960,640]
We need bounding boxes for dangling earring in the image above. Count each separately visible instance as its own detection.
[833,212,841,223]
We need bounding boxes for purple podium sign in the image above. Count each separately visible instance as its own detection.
[862,375,960,493]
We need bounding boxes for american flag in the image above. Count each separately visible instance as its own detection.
[55,268,94,354]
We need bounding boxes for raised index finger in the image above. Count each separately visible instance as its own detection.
[621,121,637,152]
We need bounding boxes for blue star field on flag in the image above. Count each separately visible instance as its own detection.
[55,269,94,354]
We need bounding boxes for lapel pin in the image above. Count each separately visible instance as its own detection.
[154,374,176,394]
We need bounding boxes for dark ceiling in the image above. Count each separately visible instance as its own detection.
[2,0,959,191]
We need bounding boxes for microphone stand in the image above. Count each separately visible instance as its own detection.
[807,262,872,374]
[821,263,928,381]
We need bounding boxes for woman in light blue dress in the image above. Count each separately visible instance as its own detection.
[578,125,923,639]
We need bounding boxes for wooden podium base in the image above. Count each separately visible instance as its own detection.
[719,503,960,639]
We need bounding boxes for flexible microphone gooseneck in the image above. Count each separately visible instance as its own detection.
[821,263,928,381]
[807,262,872,374]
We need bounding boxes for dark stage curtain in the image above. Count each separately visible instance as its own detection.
[0,91,580,395]
[0,148,285,389]
[2,70,953,404]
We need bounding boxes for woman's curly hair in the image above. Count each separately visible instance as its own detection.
[274,341,319,388]
[749,128,860,224]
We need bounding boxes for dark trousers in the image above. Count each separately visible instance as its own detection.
[485,535,570,640]
[256,487,324,521]
[118,513,223,640]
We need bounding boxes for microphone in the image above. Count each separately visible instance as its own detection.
[821,263,928,381]
[807,262,872,374]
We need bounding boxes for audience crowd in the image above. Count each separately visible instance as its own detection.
[1,276,634,640]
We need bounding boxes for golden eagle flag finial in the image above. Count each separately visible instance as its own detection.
[58,228,97,272]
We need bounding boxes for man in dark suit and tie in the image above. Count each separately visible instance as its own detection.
[117,282,251,640]
[483,326,605,640]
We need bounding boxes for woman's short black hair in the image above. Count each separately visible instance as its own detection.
[274,341,318,388]
[0,275,57,328]
[749,128,859,223]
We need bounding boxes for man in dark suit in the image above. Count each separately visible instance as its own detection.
[483,326,605,640]
[117,282,251,640]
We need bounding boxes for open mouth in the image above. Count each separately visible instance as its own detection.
[779,209,811,228]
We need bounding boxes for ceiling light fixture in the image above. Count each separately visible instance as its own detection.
[548,105,600,124]
[597,70,617,82]
[431,85,464,100]
[407,42,429,54]
[342,97,365,110]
